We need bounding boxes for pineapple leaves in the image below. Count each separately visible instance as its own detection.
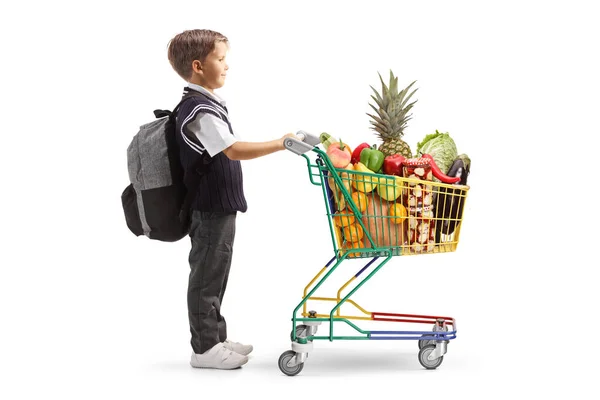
[367,71,419,141]
[367,120,388,134]
[398,81,418,109]
[367,111,385,126]
[369,86,384,106]
[380,108,391,122]
[369,104,387,120]
[389,70,398,97]
[378,72,390,108]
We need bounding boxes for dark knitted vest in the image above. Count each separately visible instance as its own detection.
[175,88,247,213]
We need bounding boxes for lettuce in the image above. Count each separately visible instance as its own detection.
[416,130,458,176]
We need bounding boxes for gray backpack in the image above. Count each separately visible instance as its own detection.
[121,94,200,242]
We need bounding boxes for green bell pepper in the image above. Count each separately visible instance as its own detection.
[359,146,385,172]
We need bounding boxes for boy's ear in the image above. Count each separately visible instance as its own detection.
[192,60,203,73]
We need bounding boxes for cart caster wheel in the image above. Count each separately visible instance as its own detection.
[419,323,448,349]
[291,325,308,340]
[278,350,304,376]
[418,337,435,349]
[418,344,444,370]
[420,338,448,349]
[290,325,316,341]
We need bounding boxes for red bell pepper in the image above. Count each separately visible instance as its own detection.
[382,154,406,176]
[351,143,371,164]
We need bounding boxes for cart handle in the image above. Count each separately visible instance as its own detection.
[284,130,321,155]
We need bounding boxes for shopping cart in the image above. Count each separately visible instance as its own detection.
[278,131,470,376]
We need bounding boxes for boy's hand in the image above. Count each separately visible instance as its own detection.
[280,133,297,149]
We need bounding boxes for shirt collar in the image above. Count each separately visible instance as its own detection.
[187,83,226,106]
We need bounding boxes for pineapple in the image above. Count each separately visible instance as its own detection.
[367,71,418,158]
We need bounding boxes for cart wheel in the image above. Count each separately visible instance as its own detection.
[418,337,435,349]
[278,350,304,376]
[419,323,448,349]
[290,325,315,341]
[291,325,307,340]
[418,344,444,370]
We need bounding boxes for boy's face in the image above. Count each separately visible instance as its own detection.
[194,41,229,91]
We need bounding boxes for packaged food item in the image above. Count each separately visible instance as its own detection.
[402,157,432,183]
[407,204,436,253]
[402,158,435,253]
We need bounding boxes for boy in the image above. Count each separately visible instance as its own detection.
[167,29,295,369]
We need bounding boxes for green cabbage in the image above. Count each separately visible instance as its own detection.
[416,130,458,177]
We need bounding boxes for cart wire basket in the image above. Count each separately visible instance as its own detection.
[278,132,470,376]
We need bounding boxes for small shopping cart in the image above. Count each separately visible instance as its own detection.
[278,132,470,376]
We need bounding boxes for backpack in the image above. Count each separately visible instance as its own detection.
[121,93,203,242]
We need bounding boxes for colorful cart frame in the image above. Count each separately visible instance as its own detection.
[279,132,469,376]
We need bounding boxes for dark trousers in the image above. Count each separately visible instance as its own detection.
[187,210,237,354]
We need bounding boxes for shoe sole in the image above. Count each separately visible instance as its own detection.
[190,357,248,370]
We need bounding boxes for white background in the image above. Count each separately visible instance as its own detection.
[1,0,598,398]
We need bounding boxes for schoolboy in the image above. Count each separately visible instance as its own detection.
[167,29,295,369]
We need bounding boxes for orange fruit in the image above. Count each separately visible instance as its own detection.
[389,203,407,224]
[342,240,365,258]
[351,192,369,213]
[343,223,364,242]
[333,211,355,228]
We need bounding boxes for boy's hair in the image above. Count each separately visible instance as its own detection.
[167,29,229,81]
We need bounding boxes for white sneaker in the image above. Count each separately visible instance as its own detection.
[223,339,254,356]
[190,343,248,369]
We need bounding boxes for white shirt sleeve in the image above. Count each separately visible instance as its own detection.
[186,112,238,157]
